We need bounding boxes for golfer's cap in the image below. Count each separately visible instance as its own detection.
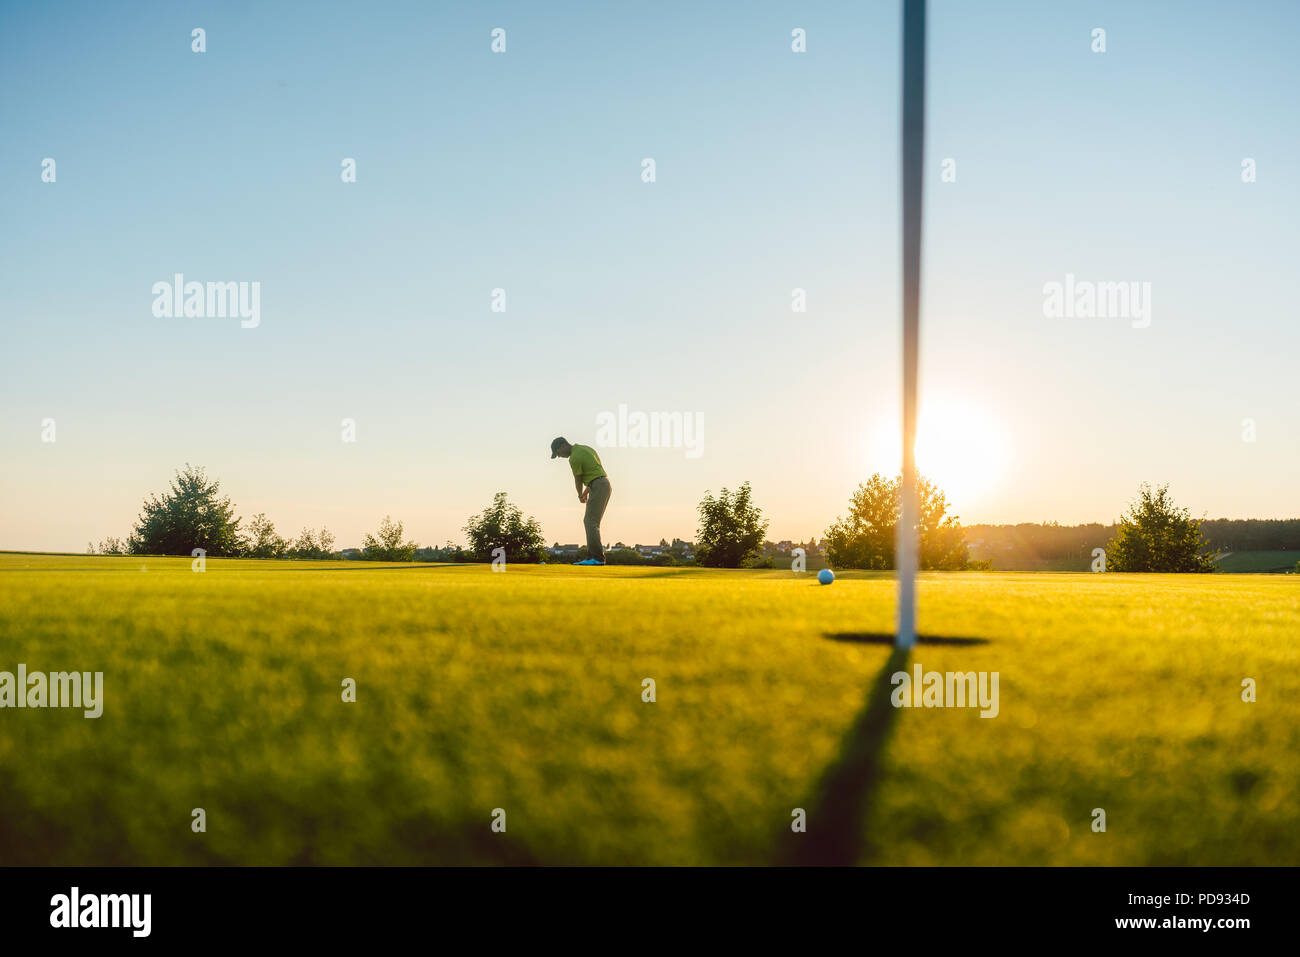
[550,436,568,458]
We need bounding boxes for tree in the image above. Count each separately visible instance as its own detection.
[244,513,288,559]
[287,527,337,560]
[87,537,126,555]
[823,474,897,569]
[917,480,970,570]
[695,482,769,568]
[462,493,546,563]
[822,473,970,570]
[128,464,243,556]
[361,516,418,562]
[1105,484,1215,572]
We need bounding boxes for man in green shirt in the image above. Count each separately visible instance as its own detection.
[550,436,611,565]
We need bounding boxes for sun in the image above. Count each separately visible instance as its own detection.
[867,397,1011,509]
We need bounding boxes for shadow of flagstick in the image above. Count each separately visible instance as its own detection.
[776,645,911,866]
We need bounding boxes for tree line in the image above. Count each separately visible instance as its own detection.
[966,518,1300,562]
[699,477,1234,573]
[90,465,1279,574]
[89,466,339,560]
[89,467,537,564]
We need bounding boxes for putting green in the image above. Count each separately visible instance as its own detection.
[1,553,1295,864]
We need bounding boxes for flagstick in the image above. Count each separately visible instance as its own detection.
[897,0,926,650]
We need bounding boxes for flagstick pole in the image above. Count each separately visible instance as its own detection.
[897,0,926,650]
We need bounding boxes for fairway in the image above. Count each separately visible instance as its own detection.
[1,553,1296,866]
[1215,550,1300,574]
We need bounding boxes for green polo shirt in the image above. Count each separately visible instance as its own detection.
[569,444,607,485]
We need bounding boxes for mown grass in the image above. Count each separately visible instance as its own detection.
[0,553,1295,865]
[1214,549,1300,574]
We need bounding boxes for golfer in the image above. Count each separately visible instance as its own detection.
[550,436,611,565]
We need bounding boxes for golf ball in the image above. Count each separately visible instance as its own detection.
[818,568,835,585]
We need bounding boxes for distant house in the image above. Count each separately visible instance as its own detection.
[668,538,695,560]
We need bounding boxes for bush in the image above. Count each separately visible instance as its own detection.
[244,513,288,559]
[127,464,243,556]
[822,473,971,570]
[361,516,418,562]
[695,482,769,568]
[1105,483,1215,572]
[287,527,337,560]
[87,537,126,555]
[604,548,650,565]
[463,493,546,563]
[822,474,896,569]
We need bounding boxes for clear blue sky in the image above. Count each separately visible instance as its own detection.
[2,0,1297,552]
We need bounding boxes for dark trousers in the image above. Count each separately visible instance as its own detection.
[584,476,611,561]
